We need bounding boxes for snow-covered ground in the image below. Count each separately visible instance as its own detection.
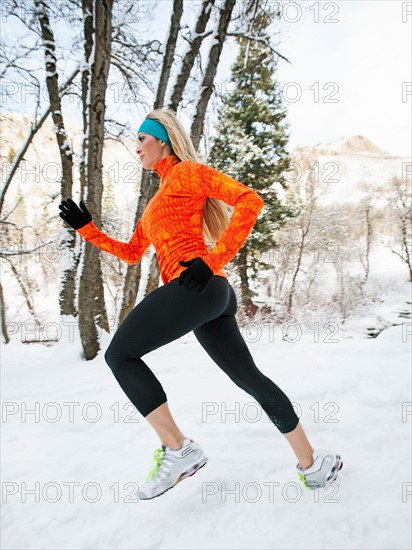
[1,300,411,549]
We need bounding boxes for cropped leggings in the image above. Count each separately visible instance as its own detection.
[104,275,299,434]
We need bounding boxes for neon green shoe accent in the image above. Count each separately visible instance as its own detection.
[146,448,165,482]
[297,471,311,490]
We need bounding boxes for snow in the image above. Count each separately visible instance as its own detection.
[2,316,411,549]
[1,114,411,548]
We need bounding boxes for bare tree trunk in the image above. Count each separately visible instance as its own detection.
[190,0,236,150]
[286,226,309,317]
[3,257,39,322]
[58,0,94,327]
[400,220,412,282]
[155,0,184,108]
[387,176,412,282]
[391,223,412,282]
[360,206,371,291]
[168,0,215,111]
[35,1,74,189]
[78,0,113,359]
[0,279,9,344]
[237,246,258,317]
[398,206,412,283]
[80,0,94,199]
[35,0,80,318]
[118,1,184,322]
[146,253,161,295]
[283,169,317,317]
[118,169,159,323]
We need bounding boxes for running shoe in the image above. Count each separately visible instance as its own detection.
[137,437,208,500]
[296,448,343,489]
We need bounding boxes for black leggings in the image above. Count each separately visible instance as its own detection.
[104,275,299,434]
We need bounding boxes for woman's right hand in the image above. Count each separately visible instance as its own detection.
[59,198,92,230]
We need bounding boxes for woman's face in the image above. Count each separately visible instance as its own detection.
[136,132,170,170]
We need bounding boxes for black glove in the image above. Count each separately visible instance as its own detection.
[178,257,214,294]
[59,198,92,230]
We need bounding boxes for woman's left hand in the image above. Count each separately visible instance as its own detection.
[178,257,214,294]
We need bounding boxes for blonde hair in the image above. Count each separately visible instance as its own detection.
[146,108,230,246]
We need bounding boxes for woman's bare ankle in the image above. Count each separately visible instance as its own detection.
[162,436,186,450]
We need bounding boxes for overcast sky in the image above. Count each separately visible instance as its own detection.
[199,0,411,157]
[273,0,411,156]
[134,0,411,157]
[1,0,410,157]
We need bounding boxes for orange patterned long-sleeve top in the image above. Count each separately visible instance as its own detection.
[77,154,264,285]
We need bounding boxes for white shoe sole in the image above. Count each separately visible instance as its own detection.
[138,456,208,501]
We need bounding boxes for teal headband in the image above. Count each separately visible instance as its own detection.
[137,118,172,147]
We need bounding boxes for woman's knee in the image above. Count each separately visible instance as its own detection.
[104,341,137,374]
[104,343,118,372]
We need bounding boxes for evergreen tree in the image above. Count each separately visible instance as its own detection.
[208,6,296,316]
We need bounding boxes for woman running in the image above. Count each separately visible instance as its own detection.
[59,108,343,500]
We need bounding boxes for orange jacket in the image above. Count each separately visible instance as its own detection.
[77,154,264,284]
